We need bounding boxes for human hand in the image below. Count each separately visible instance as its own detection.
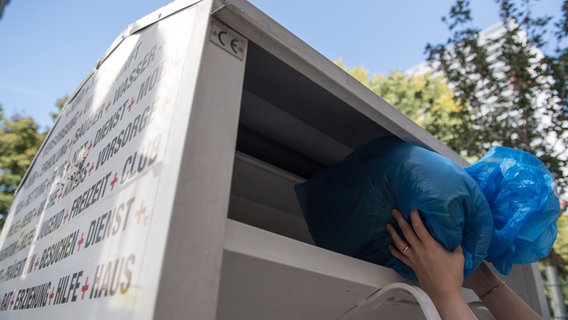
[386,208,467,307]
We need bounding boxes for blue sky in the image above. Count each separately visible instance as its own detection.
[0,0,562,129]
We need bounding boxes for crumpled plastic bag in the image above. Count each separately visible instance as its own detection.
[295,136,494,280]
[465,146,561,274]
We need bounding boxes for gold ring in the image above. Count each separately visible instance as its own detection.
[402,245,410,255]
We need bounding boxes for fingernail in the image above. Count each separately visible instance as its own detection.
[392,209,398,217]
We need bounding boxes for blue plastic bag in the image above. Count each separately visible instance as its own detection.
[295,137,494,280]
[465,146,561,274]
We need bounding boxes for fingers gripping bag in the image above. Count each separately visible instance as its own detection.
[465,146,561,274]
[295,136,494,280]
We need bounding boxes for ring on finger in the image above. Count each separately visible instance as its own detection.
[402,245,410,255]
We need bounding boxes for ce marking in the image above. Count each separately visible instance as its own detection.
[217,31,239,54]
[210,23,247,60]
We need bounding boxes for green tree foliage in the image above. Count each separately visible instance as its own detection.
[557,210,568,304]
[542,209,568,315]
[0,105,45,228]
[337,61,468,156]
[425,0,568,191]
[553,211,568,263]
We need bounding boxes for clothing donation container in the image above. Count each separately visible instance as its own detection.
[0,0,551,319]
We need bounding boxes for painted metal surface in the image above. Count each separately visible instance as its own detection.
[0,0,551,319]
[0,1,213,318]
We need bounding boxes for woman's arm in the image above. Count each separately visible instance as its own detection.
[387,208,477,320]
[464,262,543,320]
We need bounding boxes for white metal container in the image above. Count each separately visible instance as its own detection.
[0,0,550,319]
